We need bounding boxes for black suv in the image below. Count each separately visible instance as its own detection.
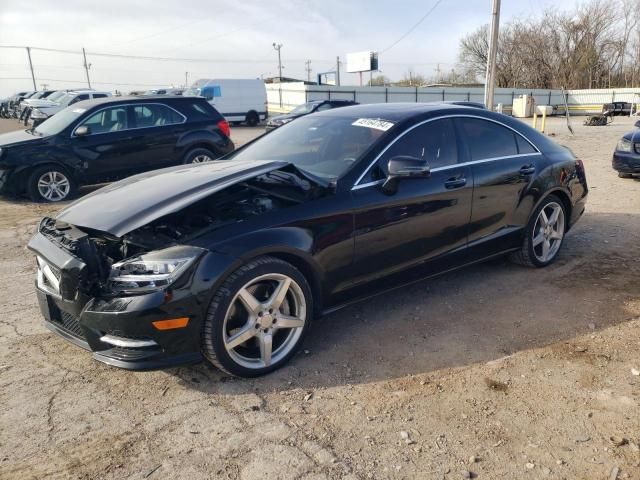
[266,99,358,130]
[0,96,234,202]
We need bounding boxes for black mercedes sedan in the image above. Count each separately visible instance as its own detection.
[28,103,588,377]
[0,96,234,202]
[612,119,640,177]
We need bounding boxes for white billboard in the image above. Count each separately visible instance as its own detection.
[346,51,378,73]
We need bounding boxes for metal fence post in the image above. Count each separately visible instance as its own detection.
[385,87,388,103]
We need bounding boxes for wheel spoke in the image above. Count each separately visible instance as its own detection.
[539,209,549,227]
[238,288,261,314]
[259,333,273,366]
[550,229,563,240]
[225,323,257,349]
[542,239,551,261]
[275,314,304,329]
[532,232,545,246]
[268,278,291,310]
[548,206,560,227]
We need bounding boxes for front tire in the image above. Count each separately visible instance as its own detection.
[201,256,313,377]
[27,165,76,203]
[510,194,566,268]
[183,147,217,164]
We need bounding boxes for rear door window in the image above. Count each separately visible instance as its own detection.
[69,94,90,106]
[456,117,519,160]
[132,104,184,128]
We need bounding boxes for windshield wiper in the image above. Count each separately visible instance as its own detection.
[288,165,331,188]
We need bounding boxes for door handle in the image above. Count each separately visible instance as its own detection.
[519,164,536,175]
[444,177,467,189]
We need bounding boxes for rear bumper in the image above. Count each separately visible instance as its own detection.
[612,152,640,173]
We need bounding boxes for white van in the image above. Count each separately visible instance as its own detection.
[184,79,267,126]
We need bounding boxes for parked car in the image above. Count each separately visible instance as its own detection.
[26,103,588,376]
[602,101,633,116]
[18,90,58,123]
[612,119,640,177]
[266,99,358,131]
[144,88,184,96]
[0,95,234,202]
[184,78,267,126]
[29,90,112,126]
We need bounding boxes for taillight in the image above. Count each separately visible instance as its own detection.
[575,159,587,183]
[217,119,230,137]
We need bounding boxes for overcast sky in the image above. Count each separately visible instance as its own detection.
[0,0,572,96]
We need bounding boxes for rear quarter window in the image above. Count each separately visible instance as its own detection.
[182,99,222,121]
[457,117,519,160]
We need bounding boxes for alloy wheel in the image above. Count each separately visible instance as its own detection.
[37,171,71,202]
[223,273,306,369]
[191,154,212,164]
[532,201,565,263]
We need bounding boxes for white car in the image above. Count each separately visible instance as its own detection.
[21,90,71,110]
[30,90,112,125]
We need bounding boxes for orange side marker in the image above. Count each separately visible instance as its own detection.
[152,317,190,330]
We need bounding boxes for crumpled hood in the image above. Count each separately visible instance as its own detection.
[56,159,289,237]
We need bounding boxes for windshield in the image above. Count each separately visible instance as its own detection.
[33,105,89,136]
[46,91,67,103]
[229,116,390,181]
[290,103,317,115]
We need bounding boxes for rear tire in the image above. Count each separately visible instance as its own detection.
[201,256,313,377]
[27,165,76,203]
[183,147,217,164]
[245,111,259,127]
[509,194,566,268]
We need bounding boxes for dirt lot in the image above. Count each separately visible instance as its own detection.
[0,116,639,480]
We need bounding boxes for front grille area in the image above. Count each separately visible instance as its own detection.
[52,311,84,339]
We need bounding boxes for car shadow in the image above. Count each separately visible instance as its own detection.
[171,211,639,394]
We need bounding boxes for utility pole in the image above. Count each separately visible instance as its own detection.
[336,56,341,86]
[434,63,441,83]
[25,47,36,90]
[185,72,189,88]
[484,0,501,110]
[82,48,92,89]
[272,43,283,80]
[305,60,312,82]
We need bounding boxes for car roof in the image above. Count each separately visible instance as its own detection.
[312,102,487,122]
[71,95,195,109]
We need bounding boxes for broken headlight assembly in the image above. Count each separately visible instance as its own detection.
[109,246,204,294]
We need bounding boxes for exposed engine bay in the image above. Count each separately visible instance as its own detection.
[39,168,327,294]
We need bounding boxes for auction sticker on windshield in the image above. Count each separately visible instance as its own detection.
[352,118,394,131]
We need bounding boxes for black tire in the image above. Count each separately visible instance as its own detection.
[618,172,633,178]
[245,111,259,127]
[26,165,77,203]
[201,256,313,377]
[509,194,567,268]
[183,147,217,165]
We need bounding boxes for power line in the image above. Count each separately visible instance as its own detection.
[380,0,445,53]
[0,45,332,65]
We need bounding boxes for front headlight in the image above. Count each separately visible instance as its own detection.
[30,109,47,119]
[617,138,632,152]
[109,246,204,294]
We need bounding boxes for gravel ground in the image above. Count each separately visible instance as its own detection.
[0,115,639,480]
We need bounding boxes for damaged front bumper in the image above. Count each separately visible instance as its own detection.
[27,230,228,370]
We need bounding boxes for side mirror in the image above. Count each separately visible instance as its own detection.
[634,119,640,129]
[382,155,430,194]
[74,126,90,137]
